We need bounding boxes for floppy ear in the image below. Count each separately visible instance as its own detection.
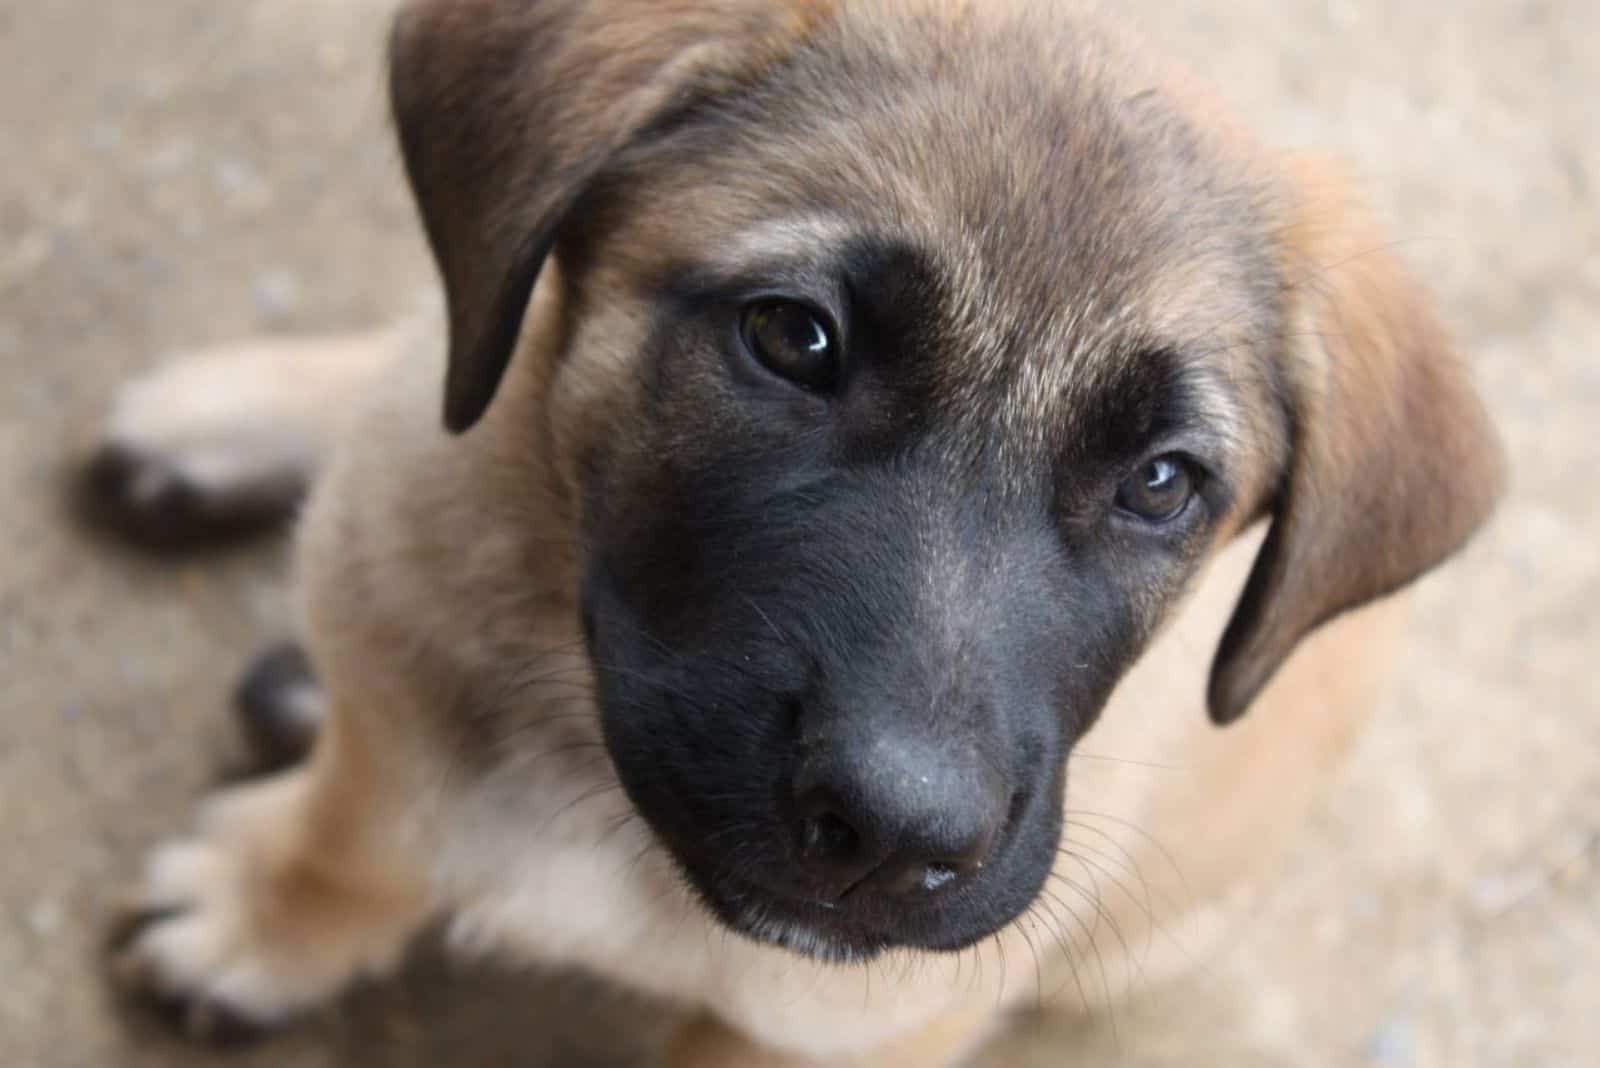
[389,0,827,432]
[1208,157,1505,725]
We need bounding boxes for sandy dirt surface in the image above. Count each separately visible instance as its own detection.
[2,2,1596,1065]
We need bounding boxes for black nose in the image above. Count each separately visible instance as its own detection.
[791,734,1009,899]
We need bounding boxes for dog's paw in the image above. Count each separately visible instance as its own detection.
[235,642,324,772]
[79,442,294,551]
[79,351,314,549]
[108,775,415,1043]
[110,836,325,1042]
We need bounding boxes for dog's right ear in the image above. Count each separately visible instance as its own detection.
[389,0,829,432]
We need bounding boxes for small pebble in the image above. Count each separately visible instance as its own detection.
[252,268,301,321]
[213,157,259,198]
[142,137,194,177]
[85,121,123,153]
[1365,1015,1417,1068]
[1469,868,1545,917]
[26,899,63,939]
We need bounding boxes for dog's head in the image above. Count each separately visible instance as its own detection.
[390,0,1502,960]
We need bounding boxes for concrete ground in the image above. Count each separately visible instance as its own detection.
[2,1,1595,1065]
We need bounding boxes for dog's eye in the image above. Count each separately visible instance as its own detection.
[1115,454,1196,523]
[740,300,838,391]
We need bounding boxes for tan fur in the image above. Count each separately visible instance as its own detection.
[117,708,431,1032]
[101,1,1502,1064]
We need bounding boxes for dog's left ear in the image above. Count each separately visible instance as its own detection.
[1208,157,1505,724]
[388,0,827,432]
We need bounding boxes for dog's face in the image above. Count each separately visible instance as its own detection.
[557,21,1292,958]
[390,0,1502,961]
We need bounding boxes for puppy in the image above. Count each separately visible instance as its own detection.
[92,0,1504,1063]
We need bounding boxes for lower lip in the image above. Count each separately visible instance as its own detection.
[711,878,891,959]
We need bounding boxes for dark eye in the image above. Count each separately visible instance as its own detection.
[739,300,838,391]
[1115,454,1197,523]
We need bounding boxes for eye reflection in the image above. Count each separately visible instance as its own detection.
[740,300,838,391]
[1115,454,1195,522]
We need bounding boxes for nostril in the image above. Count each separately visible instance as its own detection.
[1004,789,1028,834]
[798,811,859,862]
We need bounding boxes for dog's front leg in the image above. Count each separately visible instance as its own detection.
[664,1006,1000,1068]
[110,702,432,1039]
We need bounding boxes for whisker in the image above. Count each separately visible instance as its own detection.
[1049,869,1142,998]
[540,777,626,831]
[737,590,789,645]
[1059,824,1169,938]
[1033,888,1094,1016]
[1062,809,1196,917]
[993,926,1010,1005]
[1042,878,1119,1034]
[1014,908,1047,1013]
[1069,750,1192,772]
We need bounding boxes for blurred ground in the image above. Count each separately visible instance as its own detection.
[2,1,1596,1066]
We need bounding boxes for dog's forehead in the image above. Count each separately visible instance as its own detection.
[838,12,1271,370]
[637,3,1278,430]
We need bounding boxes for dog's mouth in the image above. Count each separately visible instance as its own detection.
[696,875,894,963]
[683,863,993,963]
[643,784,1049,964]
